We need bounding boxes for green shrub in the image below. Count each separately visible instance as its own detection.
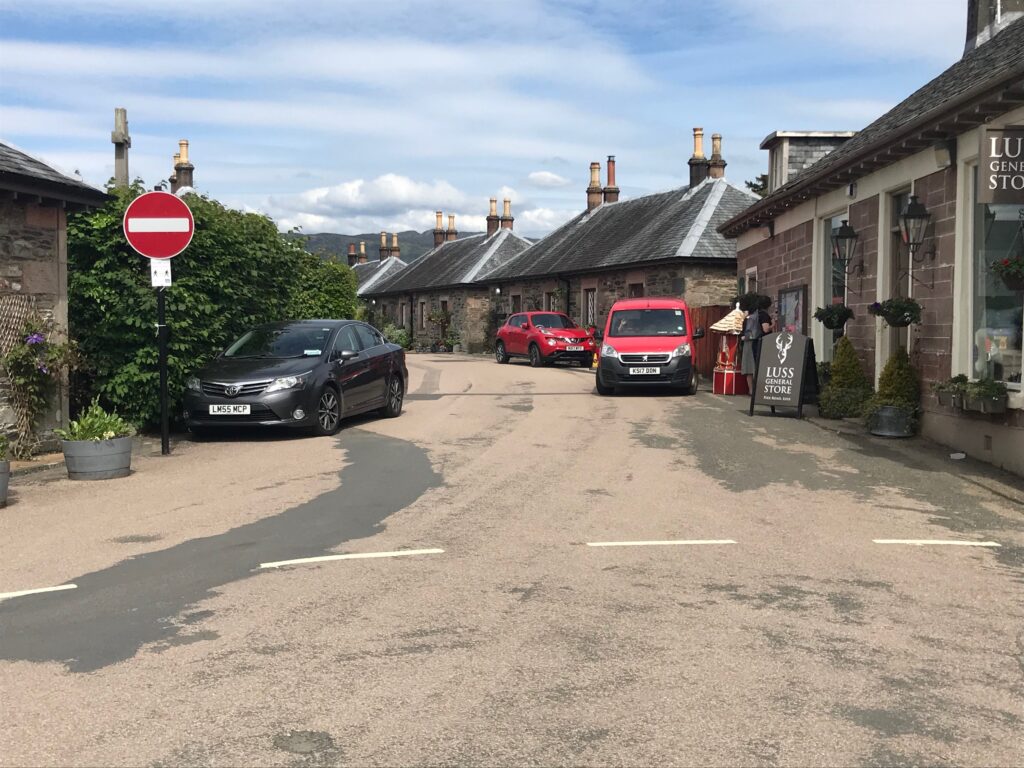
[287,252,357,320]
[382,323,411,349]
[55,399,135,442]
[817,336,872,419]
[964,377,1008,400]
[864,348,921,430]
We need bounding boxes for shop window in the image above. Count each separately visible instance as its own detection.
[583,288,597,327]
[628,283,645,298]
[972,168,1023,388]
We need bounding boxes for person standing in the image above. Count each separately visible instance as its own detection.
[741,295,773,391]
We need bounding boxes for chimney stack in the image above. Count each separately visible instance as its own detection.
[347,243,358,267]
[169,153,179,189]
[500,198,514,230]
[433,210,445,248]
[172,139,195,191]
[486,197,500,237]
[391,232,400,260]
[688,127,710,189]
[708,133,727,179]
[603,155,620,204]
[586,161,603,212]
[359,241,367,265]
[446,214,458,242]
[379,230,389,260]
[111,107,131,189]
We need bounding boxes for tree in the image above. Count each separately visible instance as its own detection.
[67,182,356,427]
[288,251,358,320]
[745,174,769,198]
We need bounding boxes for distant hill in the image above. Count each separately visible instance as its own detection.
[292,230,482,263]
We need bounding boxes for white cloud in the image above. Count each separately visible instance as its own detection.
[527,171,570,188]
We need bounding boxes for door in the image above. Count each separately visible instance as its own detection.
[354,323,388,406]
[507,314,529,355]
[331,324,373,412]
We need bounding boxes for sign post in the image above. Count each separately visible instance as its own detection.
[748,331,819,418]
[122,191,194,455]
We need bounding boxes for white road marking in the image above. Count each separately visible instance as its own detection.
[126,217,191,233]
[260,548,444,569]
[872,539,1001,547]
[585,540,737,547]
[0,583,78,601]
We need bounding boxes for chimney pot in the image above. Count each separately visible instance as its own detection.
[446,214,458,241]
[500,198,514,230]
[487,197,500,236]
[489,198,498,216]
[688,126,711,188]
[358,241,367,264]
[603,155,620,204]
[391,232,399,249]
[178,139,190,165]
[586,161,603,212]
[434,211,446,248]
[692,128,705,159]
[708,133,727,179]
[435,211,443,229]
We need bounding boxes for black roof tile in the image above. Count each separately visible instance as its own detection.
[0,142,108,205]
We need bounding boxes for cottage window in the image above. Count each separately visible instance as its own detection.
[418,301,426,331]
[583,288,597,326]
[627,283,645,298]
[511,294,522,313]
[544,291,556,311]
[971,168,1023,389]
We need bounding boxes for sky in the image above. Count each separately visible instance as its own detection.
[0,0,969,237]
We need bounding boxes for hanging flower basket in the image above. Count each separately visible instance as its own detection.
[990,255,1024,292]
[1000,272,1024,292]
[868,298,922,328]
[813,303,854,330]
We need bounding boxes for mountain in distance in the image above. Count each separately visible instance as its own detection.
[293,230,482,264]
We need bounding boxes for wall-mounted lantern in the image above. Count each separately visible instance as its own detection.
[900,195,935,263]
[830,219,863,275]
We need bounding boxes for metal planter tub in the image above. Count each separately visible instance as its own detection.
[981,395,1008,415]
[868,405,915,438]
[62,437,133,480]
[0,460,9,507]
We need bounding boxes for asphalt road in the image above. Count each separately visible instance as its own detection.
[1,355,1022,767]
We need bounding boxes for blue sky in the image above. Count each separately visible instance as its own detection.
[0,0,968,236]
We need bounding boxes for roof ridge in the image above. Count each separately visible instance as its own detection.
[676,178,728,258]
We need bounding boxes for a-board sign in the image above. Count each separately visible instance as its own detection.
[748,331,818,417]
[123,191,194,259]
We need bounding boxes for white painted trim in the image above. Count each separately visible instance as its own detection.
[357,257,408,296]
[462,229,510,284]
[676,179,728,257]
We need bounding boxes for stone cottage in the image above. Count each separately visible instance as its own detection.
[719,3,1024,474]
[0,142,108,447]
[482,135,756,330]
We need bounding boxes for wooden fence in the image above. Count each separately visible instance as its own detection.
[690,305,731,377]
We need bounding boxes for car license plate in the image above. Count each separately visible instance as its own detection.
[209,404,251,415]
[629,367,660,375]
[566,345,584,352]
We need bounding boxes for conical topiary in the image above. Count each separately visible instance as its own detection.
[817,336,873,419]
[869,347,920,409]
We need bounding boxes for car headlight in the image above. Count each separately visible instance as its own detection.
[265,372,310,393]
[186,376,201,392]
[547,338,557,346]
[671,343,692,358]
[601,344,618,357]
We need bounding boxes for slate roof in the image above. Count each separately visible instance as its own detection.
[0,141,108,206]
[352,256,407,297]
[482,177,755,282]
[367,228,532,295]
[720,17,1024,237]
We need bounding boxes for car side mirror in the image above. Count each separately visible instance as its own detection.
[332,349,359,363]
[593,329,604,341]
[692,327,705,340]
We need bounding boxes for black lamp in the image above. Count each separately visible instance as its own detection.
[831,219,862,275]
[900,195,933,261]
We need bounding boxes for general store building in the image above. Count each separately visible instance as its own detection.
[720,3,1024,474]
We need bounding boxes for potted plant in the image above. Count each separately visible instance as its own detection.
[990,254,1024,292]
[0,434,9,508]
[931,374,968,407]
[868,297,922,328]
[813,303,855,330]
[445,327,462,353]
[55,400,135,480]
[865,348,920,438]
[963,378,1009,414]
[816,336,872,419]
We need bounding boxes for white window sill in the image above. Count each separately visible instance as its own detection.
[1009,391,1023,411]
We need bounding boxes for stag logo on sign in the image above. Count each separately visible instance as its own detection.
[980,126,1024,204]
[775,332,794,364]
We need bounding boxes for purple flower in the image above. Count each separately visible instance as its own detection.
[25,333,45,345]
[37,364,49,374]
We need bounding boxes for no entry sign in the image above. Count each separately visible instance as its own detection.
[123,191,194,259]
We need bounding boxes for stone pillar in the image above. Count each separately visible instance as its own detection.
[486,198,500,237]
[603,155,620,203]
[708,133,727,179]
[500,198,514,230]
[587,162,603,211]
[111,107,131,189]
[688,127,710,188]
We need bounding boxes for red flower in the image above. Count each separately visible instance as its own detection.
[1003,259,1011,266]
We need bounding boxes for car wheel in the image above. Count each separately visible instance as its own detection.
[381,374,404,418]
[596,370,616,396]
[495,341,510,364]
[313,386,342,436]
[528,343,544,368]
[679,368,699,396]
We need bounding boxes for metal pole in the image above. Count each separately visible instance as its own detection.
[157,287,170,455]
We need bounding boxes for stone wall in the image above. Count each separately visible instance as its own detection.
[0,198,69,449]
[845,195,880,379]
[374,287,494,353]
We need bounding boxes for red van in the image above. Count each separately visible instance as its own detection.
[595,297,705,395]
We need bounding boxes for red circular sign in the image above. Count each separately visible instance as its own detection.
[122,191,194,259]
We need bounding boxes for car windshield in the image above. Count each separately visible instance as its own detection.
[223,325,333,358]
[608,309,687,337]
[531,314,575,329]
